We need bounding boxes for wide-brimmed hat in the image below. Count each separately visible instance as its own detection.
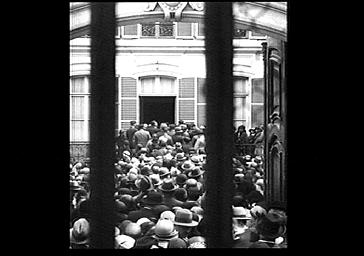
[173,209,198,227]
[153,219,179,240]
[187,167,204,178]
[190,155,201,165]
[175,153,187,161]
[232,206,252,220]
[135,175,153,191]
[158,178,178,192]
[70,218,90,245]
[140,191,164,205]
[159,167,170,178]
[181,161,195,172]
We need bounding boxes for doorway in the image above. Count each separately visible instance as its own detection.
[140,96,175,125]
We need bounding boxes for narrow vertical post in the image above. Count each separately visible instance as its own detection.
[262,42,270,202]
[204,2,233,248]
[89,2,116,249]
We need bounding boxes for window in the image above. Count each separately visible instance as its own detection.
[176,22,193,39]
[70,76,90,142]
[121,24,138,38]
[233,28,248,38]
[233,77,248,127]
[250,31,267,39]
[195,22,204,38]
[140,76,176,95]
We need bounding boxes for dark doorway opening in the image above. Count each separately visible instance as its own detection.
[140,96,175,125]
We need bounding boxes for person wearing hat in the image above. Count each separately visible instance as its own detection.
[248,212,286,248]
[133,124,151,148]
[187,236,207,248]
[70,218,90,249]
[187,167,204,186]
[158,178,184,209]
[152,219,179,248]
[115,234,136,249]
[124,222,142,240]
[180,160,195,176]
[146,133,160,153]
[175,173,188,188]
[167,237,187,248]
[232,206,252,240]
[133,175,154,203]
[158,166,170,180]
[173,209,199,242]
[127,190,166,223]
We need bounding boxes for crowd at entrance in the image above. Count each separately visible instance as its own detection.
[69,120,287,249]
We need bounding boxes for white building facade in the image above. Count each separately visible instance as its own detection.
[70,4,268,160]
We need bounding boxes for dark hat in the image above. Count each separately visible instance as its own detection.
[175,173,188,186]
[255,213,286,240]
[134,236,158,249]
[140,166,152,176]
[246,190,264,205]
[158,178,178,192]
[153,219,179,240]
[174,209,198,227]
[115,200,128,214]
[187,167,204,178]
[168,237,187,248]
[140,191,164,205]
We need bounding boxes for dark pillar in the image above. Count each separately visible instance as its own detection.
[204,2,234,248]
[89,2,116,249]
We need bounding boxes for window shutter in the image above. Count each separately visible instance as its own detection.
[120,77,137,124]
[178,77,195,122]
[177,22,192,37]
[197,78,206,103]
[197,104,206,126]
[251,104,264,127]
[252,78,264,103]
[179,100,195,120]
[179,78,194,98]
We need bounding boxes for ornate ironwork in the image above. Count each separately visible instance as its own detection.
[141,24,156,36]
[159,23,174,36]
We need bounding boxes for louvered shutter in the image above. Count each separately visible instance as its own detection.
[197,78,206,126]
[178,78,195,123]
[120,77,137,126]
[252,78,264,103]
[251,78,264,128]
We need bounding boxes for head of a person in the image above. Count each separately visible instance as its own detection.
[124,222,142,240]
[173,209,198,238]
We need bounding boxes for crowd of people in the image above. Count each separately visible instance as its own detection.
[69,120,287,249]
